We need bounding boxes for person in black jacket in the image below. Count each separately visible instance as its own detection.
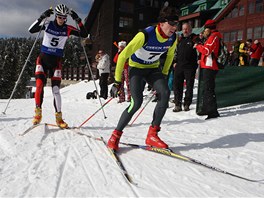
[173,22,198,112]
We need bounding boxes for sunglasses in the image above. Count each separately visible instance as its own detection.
[57,15,67,20]
[166,20,178,27]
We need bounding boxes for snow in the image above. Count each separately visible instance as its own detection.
[1,80,264,197]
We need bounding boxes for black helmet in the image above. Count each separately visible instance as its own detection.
[55,4,69,16]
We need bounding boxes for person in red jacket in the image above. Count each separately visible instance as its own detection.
[113,41,131,103]
[249,40,263,66]
[194,19,221,120]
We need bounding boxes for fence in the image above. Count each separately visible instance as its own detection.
[62,65,98,81]
[196,66,264,114]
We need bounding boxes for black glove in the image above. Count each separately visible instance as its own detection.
[70,10,81,23]
[110,82,121,98]
[193,36,203,45]
[163,74,168,80]
[40,9,54,20]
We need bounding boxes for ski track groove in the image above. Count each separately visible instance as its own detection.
[54,145,71,198]
[71,144,99,195]
[83,129,140,197]
[22,125,48,197]
[81,134,109,185]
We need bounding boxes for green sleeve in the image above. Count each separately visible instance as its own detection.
[162,37,178,75]
[115,32,145,82]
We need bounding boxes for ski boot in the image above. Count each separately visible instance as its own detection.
[55,112,68,129]
[107,129,123,151]
[145,125,168,149]
[32,107,42,125]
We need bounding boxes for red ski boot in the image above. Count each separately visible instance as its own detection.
[107,129,123,151]
[145,125,168,149]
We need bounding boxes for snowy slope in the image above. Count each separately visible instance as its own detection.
[0,80,264,197]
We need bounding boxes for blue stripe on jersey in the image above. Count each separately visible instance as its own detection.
[41,45,64,57]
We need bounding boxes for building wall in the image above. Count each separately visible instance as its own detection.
[90,0,115,59]
[217,0,264,50]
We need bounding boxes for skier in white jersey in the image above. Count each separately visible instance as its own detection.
[28,4,88,128]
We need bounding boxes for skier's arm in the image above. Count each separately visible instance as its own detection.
[162,38,178,75]
[115,32,145,82]
[28,9,53,33]
[68,10,88,38]
[28,19,45,33]
[68,22,88,38]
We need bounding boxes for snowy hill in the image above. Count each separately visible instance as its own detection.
[0,80,264,197]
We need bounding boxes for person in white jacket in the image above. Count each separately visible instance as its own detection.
[96,50,110,99]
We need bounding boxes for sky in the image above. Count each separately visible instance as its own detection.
[0,80,264,197]
[0,0,93,38]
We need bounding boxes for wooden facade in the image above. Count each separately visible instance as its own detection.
[216,0,264,50]
[179,0,264,51]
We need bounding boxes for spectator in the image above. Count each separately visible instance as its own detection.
[231,41,241,66]
[194,19,221,120]
[113,41,131,103]
[173,22,198,112]
[96,49,110,99]
[239,39,251,66]
[249,40,263,66]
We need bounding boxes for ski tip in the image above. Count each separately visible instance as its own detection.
[128,177,138,186]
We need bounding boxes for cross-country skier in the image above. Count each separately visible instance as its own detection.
[28,4,88,128]
[107,6,179,151]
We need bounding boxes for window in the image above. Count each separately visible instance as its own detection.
[254,26,262,39]
[119,17,133,28]
[248,2,255,14]
[154,0,159,8]
[139,13,144,21]
[223,32,230,43]
[230,31,237,42]
[220,0,228,6]
[256,0,263,12]
[140,0,145,6]
[182,9,188,16]
[239,5,244,16]
[120,1,133,13]
[237,30,243,40]
[231,6,238,17]
[188,20,193,28]
[145,0,151,6]
[247,28,253,39]
[199,4,206,11]
[194,19,199,28]
[226,12,232,18]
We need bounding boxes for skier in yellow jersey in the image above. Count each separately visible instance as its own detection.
[107,6,179,151]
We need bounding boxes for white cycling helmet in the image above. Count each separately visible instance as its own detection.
[55,4,69,16]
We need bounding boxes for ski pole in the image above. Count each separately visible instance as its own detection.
[2,18,47,115]
[78,97,113,128]
[129,91,156,127]
[74,19,107,119]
